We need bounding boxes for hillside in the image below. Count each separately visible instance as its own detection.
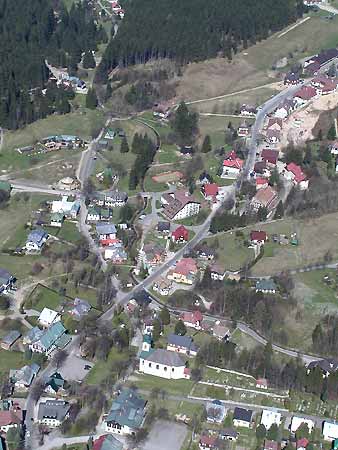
[97,0,304,82]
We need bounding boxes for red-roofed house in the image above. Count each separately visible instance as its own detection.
[172,225,189,243]
[256,378,268,389]
[222,151,244,178]
[267,118,283,131]
[167,258,198,285]
[0,409,22,433]
[180,310,203,330]
[199,434,218,449]
[297,438,309,450]
[251,186,278,212]
[256,177,269,190]
[294,86,317,106]
[250,230,268,245]
[261,149,279,166]
[93,434,124,450]
[202,183,219,202]
[311,76,338,95]
[286,163,309,190]
[264,440,279,450]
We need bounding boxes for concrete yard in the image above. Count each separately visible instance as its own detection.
[59,354,94,382]
[141,420,188,450]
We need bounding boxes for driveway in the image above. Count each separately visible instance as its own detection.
[58,354,93,382]
[140,420,188,450]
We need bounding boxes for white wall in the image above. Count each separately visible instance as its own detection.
[139,358,186,379]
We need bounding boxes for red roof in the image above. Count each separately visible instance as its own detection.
[223,158,243,169]
[100,238,119,246]
[204,183,219,197]
[180,310,203,324]
[184,367,191,375]
[261,149,279,165]
[287,162,307,183]
[294,86,317,101]
[172,225,189,241]
[256,177,268,186]
[172,257,197,276]
[297,438,309,449]
[0,410,21,427]
[267,117,283,129]
[200,434,218,447]
[250,230,267,242]
[256,378,268,387]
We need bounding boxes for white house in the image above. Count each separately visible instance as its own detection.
[323,421,338,441]
[139,336,190,380]
[37,400,70,427]
[51,196,80,218]
[290,416,314,434]
[221,151,244,178]
[233,407,253,428]
[25,229,48,252]
[260,410,282,430]
[166,333,198,357]
[38,308,61,328]
[161,191,200,221]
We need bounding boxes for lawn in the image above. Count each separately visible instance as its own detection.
[53,445,87,450]
[143,175,167,193]
[85,347,134,385]
[58,222,82,244]
[293,269,338,307]
[25,284,64,312]
[0,349,25,372]
[157,144,180,164]
[129,373,194,397]
[231,328,261,352]
[198,116,254,149]
[63,283,99,308]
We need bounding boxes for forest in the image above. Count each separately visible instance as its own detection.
[0,0,105,129]
[97,0,304,82]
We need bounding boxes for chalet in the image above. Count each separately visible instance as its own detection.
[285,163,309,190]
[94,191,128,208]
[304,48,338,75]
[264,440,279,450]
[161,190,200,221]
[250,186,278,213]
[255,279,277,294]
[9,363,40,390]
[290,416,314,434]
[221,151,244,178]
[274,99,295,119]
[140,243,165,273]
[219,428,238,441]
[96,223,117,246]
[167,333,198,356]
[51,196,80,218]
[323,421,338,441]
[254,161,271,178]
[297,438,309,450]
[153,102,172,119]
[266,129,281,144]
[329,140,338,155]
[238,122,250,137]
[139,336,189,380]
[50,213,64,228]
[240,105,257,117]
[29,321,69,356]
[38,308,61,328]
[0,269,15,294]
[206,400,227,424]
[37,400,70,428]
[196,245,215,260]
[199,434,219,450]
[260,410,282,430]
[284,72,301,85]
[69,298,91,319]
[256,378,269,389]
[87,206,101,222]
[167,258,198,285]
[210,264,226,281]
[45,372,66,396]
[104,242,127,263]
[179,310,203,330]
[180,145,194,156]
[311,75,338,94]
[261,149,279,166]
[293,86,317,106]
[233,407,253,428]
[197,171,213,185]
[1,331,21,350]
[23,327,44,346]
[172,225,189,243]
[202,183,219,202]
[250,230,268,245]
[25,229,48,252]
[212,323,230,341]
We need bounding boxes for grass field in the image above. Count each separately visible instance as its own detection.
[58,222,82,244]
[129,373,194,397]
[231,328,261,352]
[86,347,133,385]
[25,284,64,312]
[0,349,25,372]
[251,212,338,276]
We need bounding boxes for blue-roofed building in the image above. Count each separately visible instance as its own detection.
[9,363,40,390]
[23,327,44,345]
[167,333,198,356]
[25,229,48,252]
[104,389,147,435]
[29,322,67,356]
[206,399,227,424]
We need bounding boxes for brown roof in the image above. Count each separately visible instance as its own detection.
[252,186,277,208]
[163,190,199,220]
[0,410,22,427]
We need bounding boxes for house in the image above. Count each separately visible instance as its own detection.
[238,122,250,137]
[0,268,15,294]
[197,171,213,185]
[274,99,296,119]
[93,434,124,450]
[167,258,198,285]
[264,440,279,450]
[240,104,257,117]
[50,212,64,228]
[161,190,201,221]
[96,223,117,246]
[37,400,70,427]
[233,407,253,428]
[266,129,281,144]
[261,149,279,166]
[254,161,271,178]
[153,102,172,119]
[87,206,101,222]
[304,49,338,75]
[139,337,189,380]
[104,389,147,435]
[329,140,338,155]
[199,434,219,449]
[307,358,338,377]
[267,118,283,132]
[256,378,269,389]
[153,277,172,296]
[285,163,309,190]
[250,186,278,213]
[157,221,171,235]
[23,326,44,345]
[221,151,244,178]
[57,176,79,191]
[290,416,314,434]
[212,322,230,341]
[255,279,277,294]
[256,177,269,190]
[322,421,338,441]
[9,363,40,390]
[101,191,128,208]
[130,290,152,308]
[0,180,11,194]
[260,410,282,430]
[29,321,69,356]
[210,264,226,281]
[250,230,268,245]
[180,145,194,156]
[140,243,166,273]
[196,245,215,260]
[69,298,91,319]
[293,86,317,106]
[104,242,128,263]
[51,196,80,218]
[206,400,227,424]
[167,333,198,356]
[217,429,237,442]
[202,183,219,202]
[172,225,189,243]
[297,438,309,450]
[179,310,203,330]
[45,372,66,395]
[1,331,21,350]
[0,410,22,433]
[311,75,338,94]
[38,308,61,328]
[284,72,301,85]
[25,229,48,252]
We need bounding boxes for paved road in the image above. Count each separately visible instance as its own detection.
[10,180,76,196]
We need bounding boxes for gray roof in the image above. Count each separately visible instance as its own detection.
[10,363,40,386]
[106,191,128,202]
[307,358,338,373]
[27,229,48,245]
[141,348,185,367]
[24,326,44,344]
[99,434,123,450]
[106,389,146,429]
[256,279,277,291]
[2,330,21,346]
[38,400,70,422]
[167,333,198,353]
[0,268,13,285]
[71,298,91,317]
[219,428,238,439]
[96,223,117,235]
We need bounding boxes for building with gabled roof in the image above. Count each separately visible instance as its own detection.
[104,389,147,435]
[167,333,198,356]
[93,434,124,450]
[0,268,15,294]
[0,409,22,433]
[37,400,70,427]
[29,321,68,356]
[9,363,40,390]
[25,229,48,252]
[221,151,244,178]
[250,186,278,213]
[167,257,198,285]
[180,310,203,329]
[161,190,200,221]
[285,163,309,190]
[38,308,61,328]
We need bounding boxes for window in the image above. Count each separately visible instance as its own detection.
[156,364,159,370]
[148,363,152,368]
[172,368,175,372]
[164,367,167,371]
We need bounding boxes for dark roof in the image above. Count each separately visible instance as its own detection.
[0,268,13,285]
[38,400,70,421]
[219,428,238,439]
[307,358,338,373]
[167,333,198,352]
[106,389,146,429]
[254,161,267,173]
[157,221,171,232]
[141,348,185,367]
[233,407,253,423]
